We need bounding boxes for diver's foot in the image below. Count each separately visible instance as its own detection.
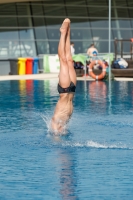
[60,18,70,34]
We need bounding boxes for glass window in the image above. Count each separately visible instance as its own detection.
[0,41,10,58]
[11,40,36,57]
[45,17,63,28]
[127,0,133,6]
[19,28,34,40]
[44,5,66,16]
[0,3,16,15]
[11,41,36,57]
[34,27,48,40]
[49,41,58,54]
[66,6,88,17]
[32,17,45,27]
[115,40,132,54]
[10,41,21,58]
[112,29,122,39]
[115,8,129,18]
[73,41,84,54]
[111,40,115,53]
[94,41,109,53]
[119,19,132,28]
[70,29,92,40]
[90,19,108,28]
[129,8,133,18]
[120,30,132,39]
[65,0,86,5]
[47,28,60,40]
[0,29,19,40]
[31,4,44,15]
[43,0,64,4]
[111,19,132,29]
[114,0,127,6]
[112,29,132,39]
[1,0,132,58]
[71,19,90,28]
[86,0,107,6]
[81,29,92,40]
[0,17,17,27]
[130,19,133,28]
[17,4,30,16]
[36,41,50,55]
[92,29,112,40]
[18,17,32,27]
[114,39,121,53]
[91,41,114,53]
[82,40,93,53]
[111,20,116,29]
[89,7,108,17]
[123,41,131,53]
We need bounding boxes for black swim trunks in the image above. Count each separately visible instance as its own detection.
[58,82,76,94]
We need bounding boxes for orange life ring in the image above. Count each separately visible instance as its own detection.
[88,60,106,80]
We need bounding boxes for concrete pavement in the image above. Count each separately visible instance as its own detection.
[0,73,133,81]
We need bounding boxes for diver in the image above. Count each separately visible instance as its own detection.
[51,18,77,135]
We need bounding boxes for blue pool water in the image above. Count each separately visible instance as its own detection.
[0,80,133,200]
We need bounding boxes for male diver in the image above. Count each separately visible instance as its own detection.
[51,18,77,135]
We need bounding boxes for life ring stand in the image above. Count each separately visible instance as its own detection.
[88,60,106,80]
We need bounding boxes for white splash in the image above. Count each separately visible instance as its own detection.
[62,140,132,149]
[39,112,68,136]
[86,141,127,149]
[39,113,51,130]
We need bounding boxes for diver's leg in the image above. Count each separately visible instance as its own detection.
[58,18,71,88]
[66,23,76,86]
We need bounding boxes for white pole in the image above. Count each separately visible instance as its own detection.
[108,0,112,115]
[109,0,111,81]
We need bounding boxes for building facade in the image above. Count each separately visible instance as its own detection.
[0,0,133,58]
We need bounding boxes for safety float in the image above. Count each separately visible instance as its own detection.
[88,60,106,80]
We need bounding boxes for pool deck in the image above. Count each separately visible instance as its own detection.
[0,73,133,81]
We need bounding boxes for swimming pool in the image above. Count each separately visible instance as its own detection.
[0,80,133,199]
